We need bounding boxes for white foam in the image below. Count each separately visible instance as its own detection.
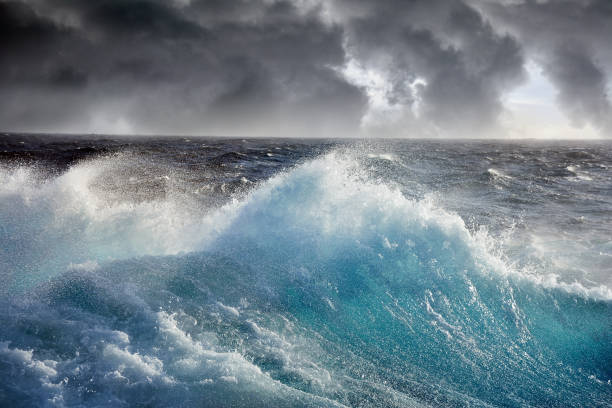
[222,152,611,301]
[0,342,59,379]
[216,301,240,317]
[0,341,64,404]
[67,260,100,272]
[487,168,512,179]
[102,344,167,383]
[367,153,398,162]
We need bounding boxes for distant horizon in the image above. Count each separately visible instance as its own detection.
[1,130,609,142]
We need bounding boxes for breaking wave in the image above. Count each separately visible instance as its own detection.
[1,152,610,407]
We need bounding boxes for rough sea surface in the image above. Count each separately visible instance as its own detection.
[0,134,610,407]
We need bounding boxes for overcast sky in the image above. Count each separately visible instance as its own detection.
[1,0,611,138]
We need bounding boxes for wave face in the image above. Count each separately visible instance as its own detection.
[0,136,611,407]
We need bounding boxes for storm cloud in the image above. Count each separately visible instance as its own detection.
[0,0,365,136]
[334,0,525,137]
[475,0,612,136]
[0,0,610,137]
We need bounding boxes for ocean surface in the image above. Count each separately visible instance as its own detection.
[0,134,610,407]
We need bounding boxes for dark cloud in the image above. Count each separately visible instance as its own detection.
[475,0,612,136]
[0,1,82,86]
[0,0,610,137]
[0,0,366,136]
[546,44,612,131]
[337,0,526,137]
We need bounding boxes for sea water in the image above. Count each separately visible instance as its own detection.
[0,135,610,407]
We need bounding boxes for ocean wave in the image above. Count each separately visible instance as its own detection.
[1,151,610,407]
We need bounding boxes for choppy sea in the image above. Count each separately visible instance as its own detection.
[1,134,610,407]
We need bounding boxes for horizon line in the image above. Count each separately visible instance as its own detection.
[1,131,608,142]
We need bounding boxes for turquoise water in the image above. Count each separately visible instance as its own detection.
[0,137,610,407]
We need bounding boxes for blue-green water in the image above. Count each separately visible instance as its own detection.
[0,136,610,407]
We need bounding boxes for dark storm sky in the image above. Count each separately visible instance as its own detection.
[1,0,611,138]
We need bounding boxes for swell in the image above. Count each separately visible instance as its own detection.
[0,152,610,407]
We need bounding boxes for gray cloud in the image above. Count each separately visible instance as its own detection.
[546,44,612,131]
[0,0,610,137]
[0,0,366,136]
[337,0,525,137]
[475,0,612,136]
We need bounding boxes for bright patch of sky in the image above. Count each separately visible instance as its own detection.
[502,61,601,139]
[340,57,427,133]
